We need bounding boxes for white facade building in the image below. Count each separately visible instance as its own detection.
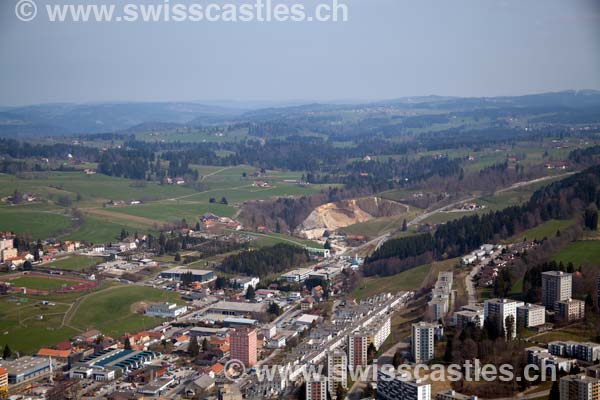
[327,350,348,397]
[517,303,546,328]
[412,322,440,363]
[145,302,188,318]
[484,298,524,339]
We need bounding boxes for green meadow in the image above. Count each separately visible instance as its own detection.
[553,240,600,267]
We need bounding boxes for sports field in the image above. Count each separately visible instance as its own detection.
[69,286,181,336]
[0,297,78,354]
[45,255,104,271]
[8,276,70,290]
[0,283,181,354]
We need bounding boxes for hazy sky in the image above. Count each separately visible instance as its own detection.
[1,0,600,106]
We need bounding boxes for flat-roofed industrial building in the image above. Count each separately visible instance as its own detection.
[159,267,215,283]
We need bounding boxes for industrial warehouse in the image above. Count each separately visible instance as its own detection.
[159,267,215,283]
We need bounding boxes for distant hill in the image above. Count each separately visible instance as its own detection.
[1,90,599,137]
[0,102,245,136]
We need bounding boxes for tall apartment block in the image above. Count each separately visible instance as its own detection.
[230,328,257,368]
[559,374,600,400]
[411,322,441,363]
[541,271,572,310]
[306,373,328,400]
[327,350,348,397]
[484,298,524,339]
[348,333,368,367]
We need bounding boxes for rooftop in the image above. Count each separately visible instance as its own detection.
[0,356,51,376]
[163,267,213,275]
[37,348,71,358]
[542,270,571,277]
[209,301,266,313]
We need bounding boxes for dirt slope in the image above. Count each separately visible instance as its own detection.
[296,197,408,239]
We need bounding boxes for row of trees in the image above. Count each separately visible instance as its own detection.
[220,243,310,277]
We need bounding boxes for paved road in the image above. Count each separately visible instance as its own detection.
[489,389,550,400]
[465,262,483,304]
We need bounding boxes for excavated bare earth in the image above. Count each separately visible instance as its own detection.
[296,197,408,239]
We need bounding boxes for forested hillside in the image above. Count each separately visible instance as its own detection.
[364,165,600,276]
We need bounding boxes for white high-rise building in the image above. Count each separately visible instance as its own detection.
[542,271,572,310]
[411,322,440,363]
[327,350,347,397]
[371,315,391,350]
[484,298,524,339]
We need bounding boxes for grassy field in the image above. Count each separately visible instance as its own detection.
[0,205,72,239]
[7,276,71,290]
[237,231,324,249]
[0,171,198,239]
[69,286,181,337]
[553,240,600,267]
[533,319,600,344]
[0,282,180,354]
[350,263,431,300]
[108,201,236,222]
[0,172,196,205]
[136,127,249,143]
[61,215,149,243]
[45,255,104,271]
[509,219,576,243]
[509,277,524,298]
[343,213,418,239]
[0,296,77,354]
[0,167,327,243]
[180,183,324,205]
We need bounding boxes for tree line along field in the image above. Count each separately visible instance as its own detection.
[0,283,181,355]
